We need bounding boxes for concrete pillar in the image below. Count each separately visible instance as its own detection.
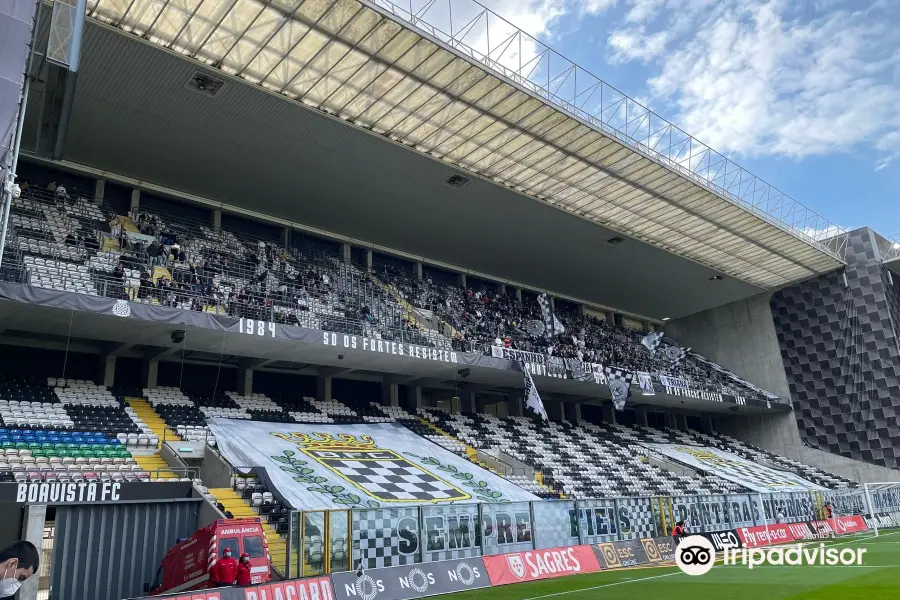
[415,262,423,279]
[405,386,423,411]
[94,179,105,202]
[381,381,399,407]
[365,250,373,270]
[341,243,351,263]
[142,359,159,389]
[576,304,585,316]
[601,404,617,425]
[19,505,46,600]
[282,227,290,249]
[460,390,476,414]
[130,188,140,214]
[676,414,689,431]
[634,407,649,427]
[665,412,678,430]
[459,273,467,287]
[515,288,522,302]
[238,368,253,397]
[547,398,563,421]
[642,320,651,332]
[103,356,116,388]
[605,310,615,324]
[213,208,222,232]
[564,402,581,424]
[506,393,522,417]
[498,283,506,295]
[316,375,332,402]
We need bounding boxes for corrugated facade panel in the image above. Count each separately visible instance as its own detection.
[51,501,199,600]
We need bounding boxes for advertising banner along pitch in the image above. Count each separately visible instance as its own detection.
[207,419,539,510]
[641,444,825,492]
[482,546,601,585]
[331,557,490,600]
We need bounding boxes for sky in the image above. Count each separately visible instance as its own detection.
[417,0,900,240]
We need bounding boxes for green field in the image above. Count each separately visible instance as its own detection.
[448,531,900,600]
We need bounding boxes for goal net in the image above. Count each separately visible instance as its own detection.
[822,483,900,537]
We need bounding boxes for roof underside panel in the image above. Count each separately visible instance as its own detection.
[85,0,845,288]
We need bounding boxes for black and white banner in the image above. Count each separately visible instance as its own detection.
[663,344,689,364]
[521,362,549,421]
[605,368,633,411]
[659,375,690,389]
[641,331,664,355]
[537,293,565,336]
[637,372,654,395]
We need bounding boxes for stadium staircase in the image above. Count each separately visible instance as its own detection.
[371,275,426,328]
[124,398,182,478]
[207,486,290,573]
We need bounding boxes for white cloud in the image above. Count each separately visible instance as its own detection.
[605,0,900,167]
[580,0,618,16]
[608,26,669,62]
[624,0,665,23]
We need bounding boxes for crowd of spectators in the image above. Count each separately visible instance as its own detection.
[5,184,771,396]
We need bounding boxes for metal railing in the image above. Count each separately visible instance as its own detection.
[366,0,847,261]
[1,186,778,399]
[273,488,880,576]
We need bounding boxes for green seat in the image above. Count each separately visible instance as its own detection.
[31,450,44,458]
[27,442,40,450]
[65,443,78,452]
[41,442,55,450]
[78,444,91,451]
[0,441,12,449]
[44,449,59,457]
[14,442,26,449]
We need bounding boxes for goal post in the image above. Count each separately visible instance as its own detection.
[862,482,900,537]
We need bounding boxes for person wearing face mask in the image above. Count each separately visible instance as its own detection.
[235,553,252,587]
[0,541,40,600]
[210,548,238,587]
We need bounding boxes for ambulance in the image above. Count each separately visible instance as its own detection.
[149,518,271,594]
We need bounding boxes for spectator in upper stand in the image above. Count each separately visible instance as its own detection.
[113,262,125,281]
[46,181,57,193]
[147,240,162,265]
[55,185,69,203]
[109,216,122,238]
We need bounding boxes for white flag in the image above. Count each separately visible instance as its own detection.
[521,362,548,421]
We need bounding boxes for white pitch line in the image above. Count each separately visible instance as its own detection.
[519,571,682,600]
[518,530,900,600]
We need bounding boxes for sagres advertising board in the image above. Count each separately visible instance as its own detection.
[208,420,538,510]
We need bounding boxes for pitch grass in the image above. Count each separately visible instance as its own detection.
[446,531,900,600]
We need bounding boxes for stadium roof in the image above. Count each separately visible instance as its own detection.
[25,1,849,318]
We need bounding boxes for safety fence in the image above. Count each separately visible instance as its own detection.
[133,502,895,600]
[275,488,900,578]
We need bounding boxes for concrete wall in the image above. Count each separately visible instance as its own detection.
[666,291,791,399]
[201,446,234,489]
[714,412,900,484]
[669,291,900,483]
